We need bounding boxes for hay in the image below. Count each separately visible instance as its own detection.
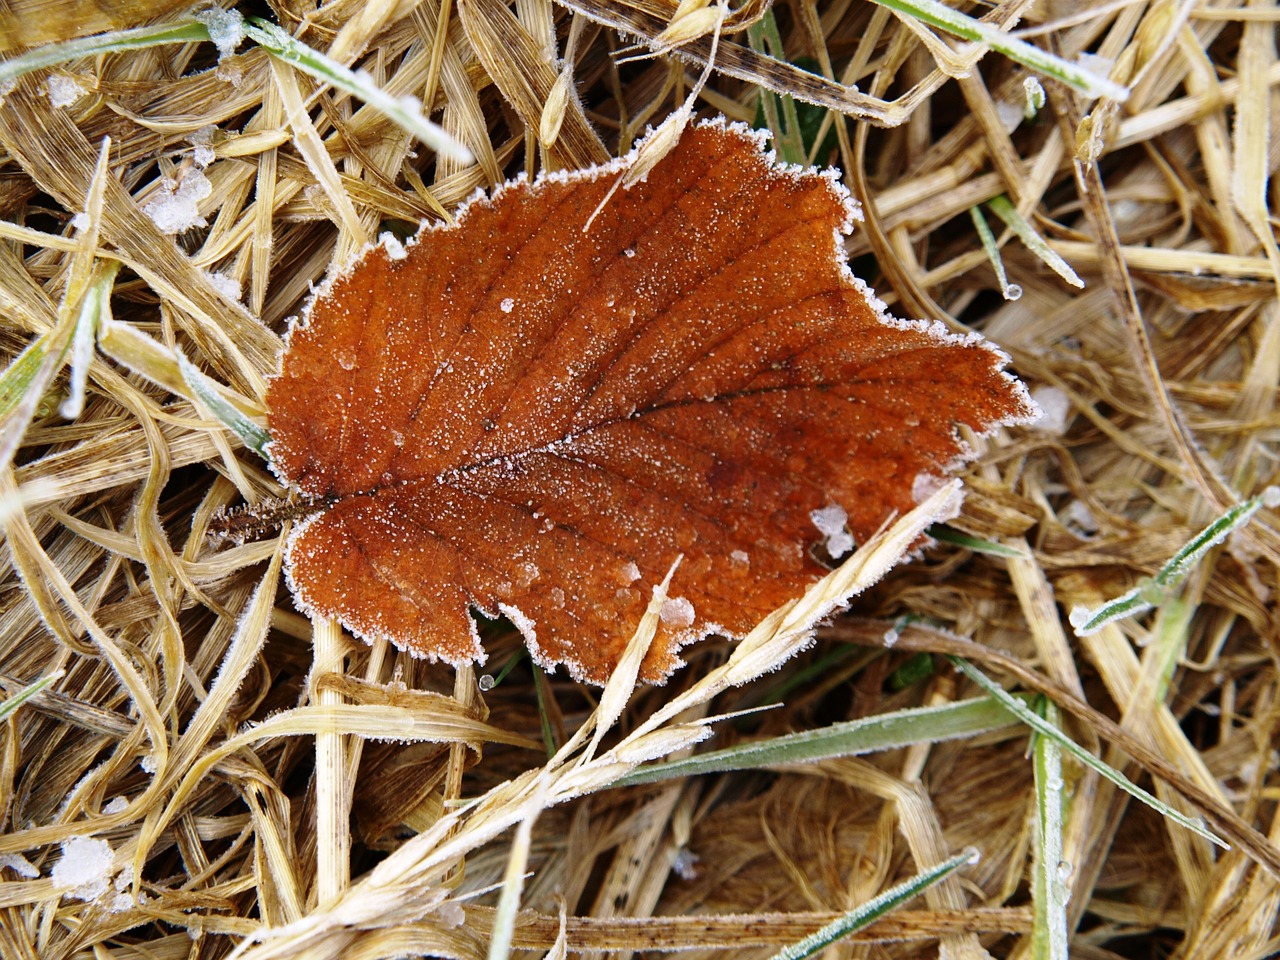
[0,1,1277,958]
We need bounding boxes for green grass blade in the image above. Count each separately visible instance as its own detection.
[1070,487,1279,636]
[177,354,271,457]
[1023,76,1046,118]
[928,523,1028,557]
[1031,698,1069,960]
[616,696,1022,787]
[747,11,807,165]
[243,18,473,164]
[59,261,117,420]
[870,0,1130,101]
[950,657,1226,847]
[987,194,1083,288]
[0,20,216,85]
[0,320,78,471]
[1152,491,1277,589]
[0,671,63,723]
[968,206,1022,301]
[769,848,980,959]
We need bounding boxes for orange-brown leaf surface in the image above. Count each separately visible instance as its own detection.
[266,120,1035,685]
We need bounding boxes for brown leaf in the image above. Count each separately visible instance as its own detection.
[266,120,1035,685]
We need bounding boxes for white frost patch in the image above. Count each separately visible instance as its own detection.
[730,549,749,567]
[205,270,241,303]
[659,595,695,628]
[103,795,128,815]
[1067,606,1097,634]
[1030,385,1072,436]
[1024,77,1046,115]
[810,503,853,556]
[46,74,88,108]
[435,900,466,927]
[0,853,38,878]
[110,864,144,912]
[621,561,641,583]
[216,60,244,87]
[139,752,158,773]
[672,848,700,880]
[144,170,212,234]
[500,297,515,313]
[913,473,941,504]
[189,125,217,168]
[52,836,114,902]
[380,231,407,260]
[196,7,246,58]
[70,212,91,231]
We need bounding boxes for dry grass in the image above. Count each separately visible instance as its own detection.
[0,1,1278,958]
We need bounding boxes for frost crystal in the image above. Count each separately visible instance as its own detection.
[659,595,695,627]
[500,297,515,313]
[197,7,246,58]
[809,504,853,556]
[144,171,212,234]
[46,74,87,108]
[205,271,242,303]
[1030,385,1072,436]
[52,836,114,902]
[499,603,537,644]
[381,232,408,261]
[672,848,700,880]
[435,901,466,926]
[189,125,217,168]
[109,865,144,912]
[1068,606,1094,632]
[0,853,38,879]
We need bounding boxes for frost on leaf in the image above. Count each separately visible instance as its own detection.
[809,504,854,557]
[659,595,696,628]
[266,120,1036,685]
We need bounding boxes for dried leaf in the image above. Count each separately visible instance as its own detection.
[266,120,1035,685]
